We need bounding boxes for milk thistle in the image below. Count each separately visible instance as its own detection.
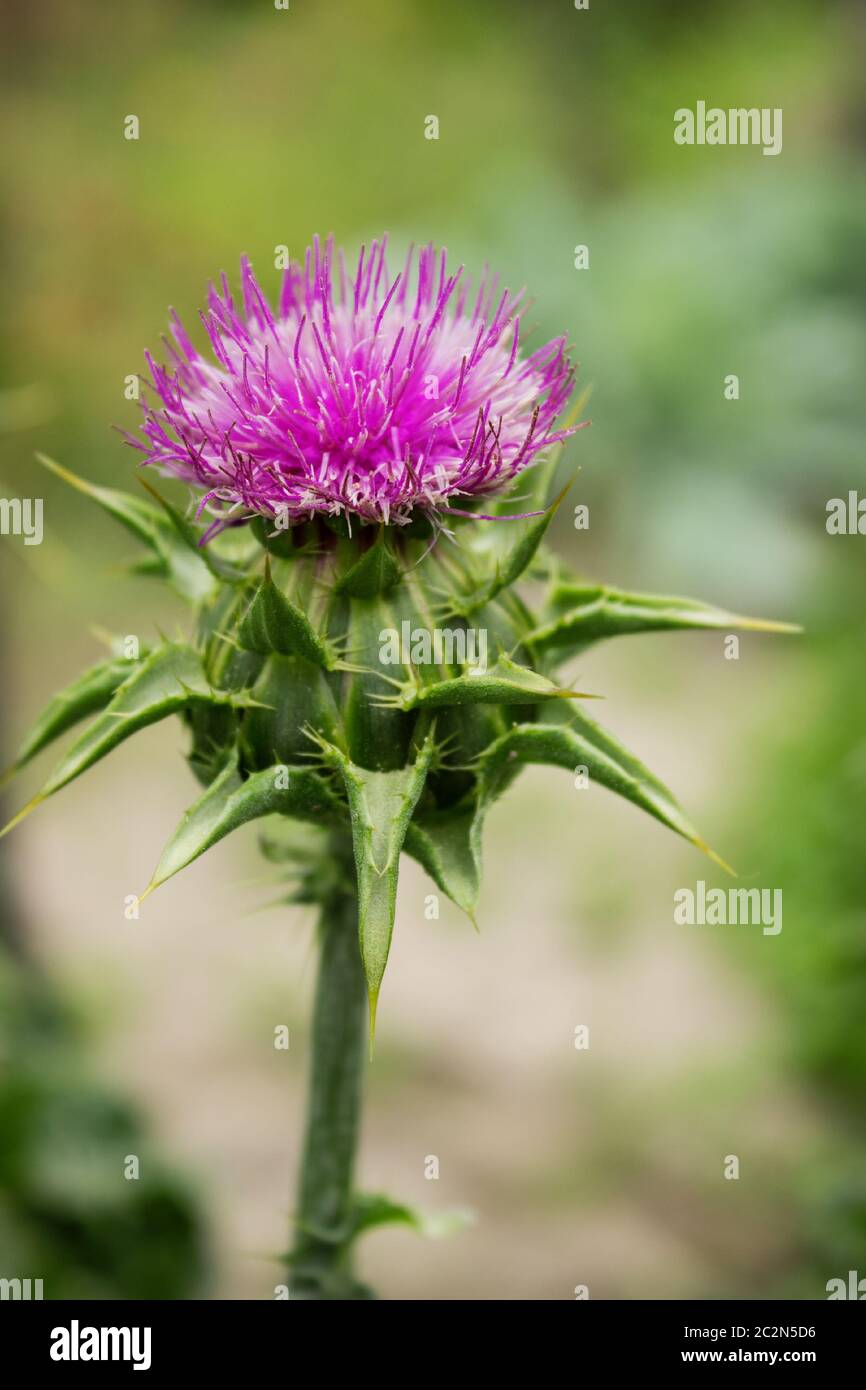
[4,237,795,1299]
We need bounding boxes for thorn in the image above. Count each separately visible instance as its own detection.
[547,480,575,519]
[88,624,118,651]
[565,383,593,428]
[694,837,737,878]
[136,475,169,507]
[0,793,44,839]
[368,988,379,1060]
[363,667,405,690]
[35,451,91,495]
[731,616,802,635]
[332,659,370,675]
[138,879,159,905]
[234,694,273,711]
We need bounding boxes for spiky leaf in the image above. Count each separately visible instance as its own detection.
[138,477,242,583]
[404,809,481,922]
[486,389,591,519]
[334,532,401,598]
[238,562,337,669]
[37,453,162,548]
[529,582,800,658]
[476,712,730,869]
[377,653,595,712]
[456,483,571,614]
[37,454,215,602]
[316,732,435,1033]
[348,1192,473,1242]
[1,644,251,833]
[143,752,343,895]
[5,655,141,776]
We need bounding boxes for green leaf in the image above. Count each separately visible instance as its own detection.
[1,644,251,835]
[146,516,218,606]
[487,386,592,518]
[315,732,435,1039]
[241,653,342,767]
[348,1192,473,1243]
[5,655,141,777]
[404,808,482,924]
[249,514,299,558]
[528,581,800,657]
[339,594,415,770]
[334,531,401,598]
[138,477,242,584]
[457,482,571,613]
[238,560,337,668]
[37,453,162,548]
[36,454,216,603]
[476,712,732,871]
[126,553,169,578]
[375,652,597,711]
[141,752,343,897]
[258,819,328,866]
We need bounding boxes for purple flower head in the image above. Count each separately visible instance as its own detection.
[132,236,578,533]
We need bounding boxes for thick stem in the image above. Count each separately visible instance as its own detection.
[289,847,372,1300]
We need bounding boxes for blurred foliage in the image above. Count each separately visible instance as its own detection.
[736,571,866,1100]
[0,946,208,1298]
[722,547,866,1292]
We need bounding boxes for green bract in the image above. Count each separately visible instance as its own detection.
[5,451,797,1034]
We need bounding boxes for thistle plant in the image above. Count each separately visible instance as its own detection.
[3,237,794,1300]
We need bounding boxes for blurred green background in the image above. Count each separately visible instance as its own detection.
[1,0,864,1298]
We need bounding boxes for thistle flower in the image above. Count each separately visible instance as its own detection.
[5,238,797,1299]
[131,237,577,531]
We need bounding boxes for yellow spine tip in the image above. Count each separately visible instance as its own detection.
[547,479,574,513]
[0,794,43,840]
[367,990,379,1060]
[734,616,803,635]
[696,838,737,878]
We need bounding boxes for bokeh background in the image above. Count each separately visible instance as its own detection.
[1,0,864,1299]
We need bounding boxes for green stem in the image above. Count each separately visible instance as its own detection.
[289,844,372,1300]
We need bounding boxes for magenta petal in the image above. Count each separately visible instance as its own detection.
[132,238,578,532]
